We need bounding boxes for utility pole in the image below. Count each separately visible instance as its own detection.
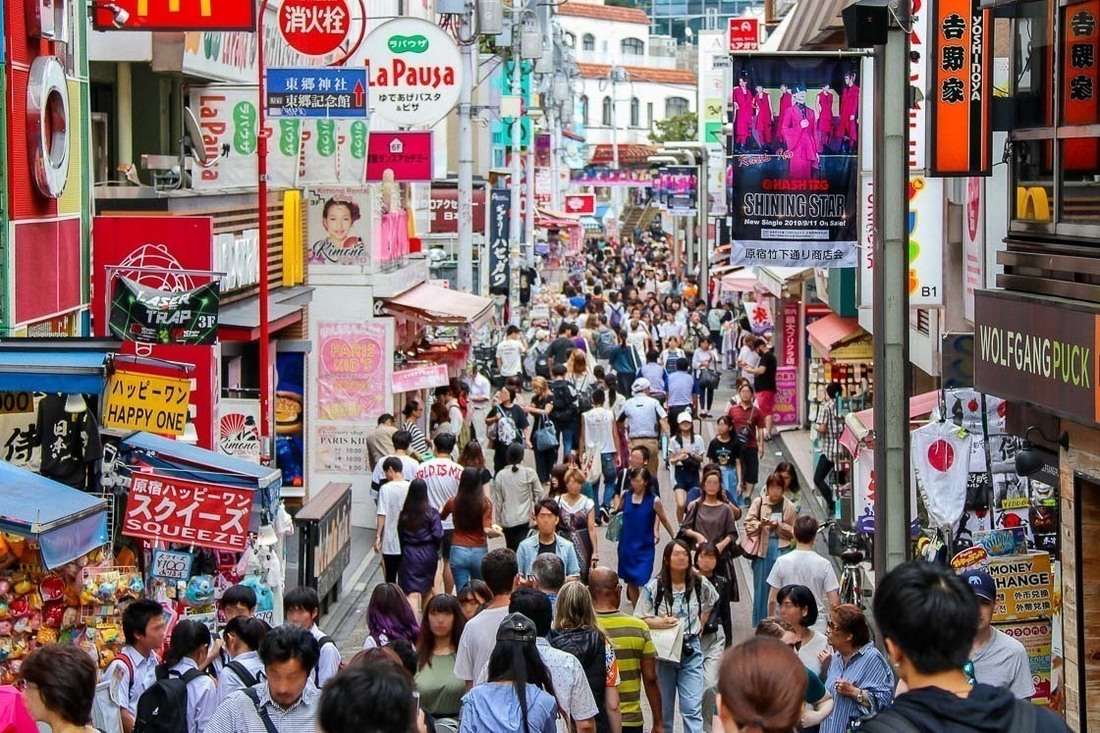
[456,0,475,293]
[526,111,536,266]
[872,3,912,573]
[508,19,523,323]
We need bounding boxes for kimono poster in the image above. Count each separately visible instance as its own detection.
[727,55,861,268]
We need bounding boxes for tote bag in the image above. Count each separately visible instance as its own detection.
[649,620,685,664]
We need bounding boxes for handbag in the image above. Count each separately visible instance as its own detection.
[533,418,560,452]
[649,619,685,663]
[583,450,603,484]
[606,512,623,542]
[698,368,719,390]
[738,500,765,560]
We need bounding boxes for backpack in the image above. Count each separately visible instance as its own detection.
[525,341,550,378]
[608,303,624,330]
[493,407,518,446]
[857,700,1038,733]
[456,418,474,454]
[550,380,579,424]
[131,667,204,733]
[224,660,259,688]
[596,328,618,359]
[314,636,347,686]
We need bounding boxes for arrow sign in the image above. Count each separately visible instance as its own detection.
[266,67,370,119]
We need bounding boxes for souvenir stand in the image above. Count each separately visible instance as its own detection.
[0,463,111,684]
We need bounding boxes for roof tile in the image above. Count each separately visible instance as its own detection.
[576,62,697,85]
[558,2,650,24]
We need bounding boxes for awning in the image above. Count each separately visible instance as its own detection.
[595,205,611,220]
[0,463,108,568]
[757,267,814,298]
[806,314,867,357]
[537,216,585,231]
[218,286,315,342]
[381,283,494,331]
[562,128,586,143]
[0,340,117,393]
[536,207,581,222]
[720,268,759,292]
[588,144,660,165]
[118,431,282,525]
[840,390,942,456]
[580,216,602,231]
[761,0,848,51]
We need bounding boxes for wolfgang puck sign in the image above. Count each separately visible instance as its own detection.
[974,290,1100,426]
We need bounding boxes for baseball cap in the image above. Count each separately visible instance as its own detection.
[678,409,694,424]
[496,612,537,642]
[632,377,651,394]
[960,569,996,603]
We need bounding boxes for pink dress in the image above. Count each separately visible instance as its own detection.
[754,92,774,145]
[733,86,754,145]
[840,84,860,145]
[780,104,820,179]
[816,90,835,146]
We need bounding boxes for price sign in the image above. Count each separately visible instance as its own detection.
[151,549,194,581]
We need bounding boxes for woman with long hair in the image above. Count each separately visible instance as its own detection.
[460,613,559,733]
[526,376,557,485]
[637,539,718,733]
[745,473,797,626]
[397,478,444,611]
[619,466,675,606]
[550,467,598,581]
[717,637,808,733]
[774,460,803,511]
[492,442,542,551]
[551,582,622,733]
[459,441,493,489]
[681,468,742,590]
[362,582,420,650]
[441,466,501,591]
[158,619,217,733]
[415,594,468,727]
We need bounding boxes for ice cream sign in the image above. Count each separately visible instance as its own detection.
[362,17,462,126]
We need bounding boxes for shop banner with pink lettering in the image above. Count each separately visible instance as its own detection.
[392,364,449,393]
[317,322,390,422]
[773,367,799,427]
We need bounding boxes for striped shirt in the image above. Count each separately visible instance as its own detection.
[204,681,319,733]
[405,420,431,459]
[596,610,656,728]
[821,643,895,733]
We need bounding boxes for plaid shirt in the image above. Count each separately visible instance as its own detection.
[816,399,845,463]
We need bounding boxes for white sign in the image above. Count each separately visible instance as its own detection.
[151,549,194,581]
[963,177,984,322]
[909,0,930,171]
[909,176,944,307]
[215,229,260,292]
[360,18,462,127]
[218,398,262,464]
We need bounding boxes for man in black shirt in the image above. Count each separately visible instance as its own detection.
[744,337,778,439]
[546,324,577,371]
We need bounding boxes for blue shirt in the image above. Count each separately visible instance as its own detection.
[666,371,698,407]
[639,363,667,394]
[516,534,581,578]
[460,682,558,733]
[821,643,896,733]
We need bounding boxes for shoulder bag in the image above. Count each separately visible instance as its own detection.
[735,406,757,445]
[533,415,560,453]
[738,500,765,560]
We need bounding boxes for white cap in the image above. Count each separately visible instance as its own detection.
[678,409,694,423]
[631,378,651,394]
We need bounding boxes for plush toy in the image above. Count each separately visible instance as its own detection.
[12,578,33,596]
[95,581,117,604]
[0,621,12,637]
[80,580,98,605]
[39,575,65,603]
[9,597,29,617]
[184,576,215,607]
[60,606,78,630]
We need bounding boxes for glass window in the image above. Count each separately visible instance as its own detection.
[666,96,690,117]
[583,34,595,51]
[1013,138,1055,222]
[1012,0,1055,129]
[564,32,575,48]
[580,95,589,125]
[630,97,640,126]
[621,37,645,56]
[647,102,654,128]
[1060,137,1100,223]
[602,96,613,126]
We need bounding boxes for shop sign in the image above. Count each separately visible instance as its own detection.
[362,18,462,127]
[93,0,255,30]
[150,549,194,582]
[744,299,773,335]
[0,395,39,470]
[773,367,799,427]
[316,423,372,474]
[218,399,262,464]
[829,333,874,361]
[910,0,930,171]
[306,187,371,267]
[278,0,349,57]
[429,186,486,234]
[190,86,368,189]
[974,290,1100,426]
[317,322,387,422]
[123,474,254,552]
[973,527,1028,557]
[909,176,945,306]
[728,54,860,268]
[563,194,596,217]
[853,448,875,533]
[950,545,989,570]
[728,17,759,51]
[24,312,78,338]
[963,177,984,321]
[214,229,260,292]
[1063,1,1100,170]
[488,190,511,296]
[392,364,449,393]
[929,0,993,175]
[266,66,368,119]
[781,301,799,367]
[366,132,433,182]
[997,619,1053,702]
[986,550,1053,623]
[103,370,191,436]
[108,277,220,346]
[570,167,653,187]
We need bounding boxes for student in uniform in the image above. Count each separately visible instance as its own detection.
[284,586,342,688]
[218,616,271,705]
[160,619,218,733]
[104,599,167,732]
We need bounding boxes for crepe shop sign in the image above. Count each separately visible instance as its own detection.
[363,18,462,126]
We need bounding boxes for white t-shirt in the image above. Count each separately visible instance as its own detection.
[626,327,649,352]
[496,338,525,376]
[371,454,419,486]
[469,373,492,407]
[797,629,830,677]
[377,480,410,555]
[616,394,667,439]
[583,407,617,455]
[455,605,510,682]
[738,345,760,385]
[766,549,840,634]
[416,457,464,530]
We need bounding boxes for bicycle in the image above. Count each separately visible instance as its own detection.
[819,520,869,609]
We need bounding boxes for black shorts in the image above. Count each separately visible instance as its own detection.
[440,529,455,559]
[741,449,760,486]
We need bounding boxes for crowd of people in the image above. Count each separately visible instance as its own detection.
[3,237,1066,733]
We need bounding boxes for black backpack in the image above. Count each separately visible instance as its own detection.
[224,660,259,688]
[132,666,205,733]
[550,380,578,424]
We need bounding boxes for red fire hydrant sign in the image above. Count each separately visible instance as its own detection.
[279,0,351,56]
[123,473,254,552]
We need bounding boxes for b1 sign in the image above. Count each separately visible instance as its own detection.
[362,18,462,126]
[564,194,596,216]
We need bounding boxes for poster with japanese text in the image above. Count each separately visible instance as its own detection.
[123,474,254,552]
[930,0,993,175]
[727,54,861,267]
[317,322,389,422]
[488,189,511,296]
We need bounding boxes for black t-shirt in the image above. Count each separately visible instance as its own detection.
[755,351,778,392]
[707,436,741,467]
[538,541,558,556]
[37,394,102,489]
[492,403,530,449]
[547,337,576,367]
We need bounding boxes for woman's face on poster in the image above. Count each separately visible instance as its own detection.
[323,203,354,242]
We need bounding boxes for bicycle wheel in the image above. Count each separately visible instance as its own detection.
[840,570,857,607]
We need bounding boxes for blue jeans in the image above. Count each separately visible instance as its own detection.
[450,545,488,592]
[657,635,704,733]
[721,467,740,507]
[557,423,577,460]
[598,453,618,509]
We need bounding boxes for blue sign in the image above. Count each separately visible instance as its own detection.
[266,67,369,119]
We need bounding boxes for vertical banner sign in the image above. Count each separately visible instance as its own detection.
[488,189,511,296]
[963,177,984,322]
[1063,1,1100,170]
[781,301,799,367]
[317,322,387,421]
[909,177,946,306]
[665,166,699,217]
[930,0,993,175]
[727,55,861,268]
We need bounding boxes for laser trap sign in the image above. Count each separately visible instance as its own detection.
[103,370,192,436]
[267,67,369,119]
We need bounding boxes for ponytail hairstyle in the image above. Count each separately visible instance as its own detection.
[162,619,211,669]
[507,441,525,473]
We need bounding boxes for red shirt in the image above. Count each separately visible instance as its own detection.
[727,402,764,449]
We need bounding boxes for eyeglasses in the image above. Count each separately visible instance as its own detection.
[826,620,839,631]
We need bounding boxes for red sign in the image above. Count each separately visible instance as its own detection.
[728,17,760,51]
[123,473,254,552]
[278,0,350,56]
[367,132,434,182]
[563,194,596,216]
[430,186,486,234]
[929,0,993,175]
[93,0,256,30]
[1063,1,1100,171]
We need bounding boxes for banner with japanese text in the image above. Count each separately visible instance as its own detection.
[727,54,861,267]
[1063,1,1100,171]
[317,322,388,422]
[123,474,254,552]
[488,189,511,296]
[930,0,993,175]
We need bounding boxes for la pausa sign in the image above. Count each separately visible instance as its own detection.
[362,17,462,127]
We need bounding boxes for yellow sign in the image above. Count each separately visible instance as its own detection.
[103,371,191,436]
[987,550,1053,623]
